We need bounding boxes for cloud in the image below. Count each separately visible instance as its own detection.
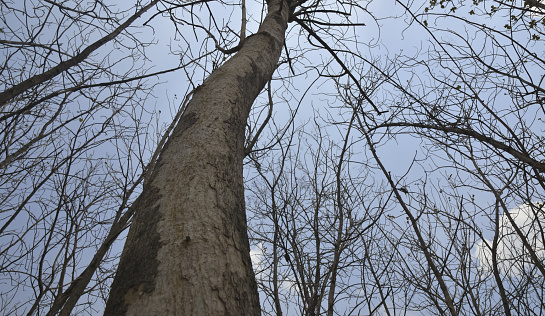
[249,243,299,294]
[250,243,264,266]
[474,202,545,276]
[250,243,265,281]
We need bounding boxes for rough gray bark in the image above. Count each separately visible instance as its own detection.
[104,1,290,315]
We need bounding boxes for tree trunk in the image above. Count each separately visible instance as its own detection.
[104,1,289,315]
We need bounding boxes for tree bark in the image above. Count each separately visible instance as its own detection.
[104,1,289,315]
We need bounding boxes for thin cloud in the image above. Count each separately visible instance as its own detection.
[474,202,545,276]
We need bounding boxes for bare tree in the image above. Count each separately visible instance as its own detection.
[246,0,545,315]
[103,0,292,314]
[0,1,189,315]
[247,117,392,315]
[2,0,544,315]
[342,0,545,314]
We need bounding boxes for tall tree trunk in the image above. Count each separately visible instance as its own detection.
[104,1,289,315]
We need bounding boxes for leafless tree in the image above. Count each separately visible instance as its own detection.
[2,0,544,315]
[0,1,193,315]
[347,0,544,314]
[246,0,544,315]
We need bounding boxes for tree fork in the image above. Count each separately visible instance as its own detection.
[104,1,290,315]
